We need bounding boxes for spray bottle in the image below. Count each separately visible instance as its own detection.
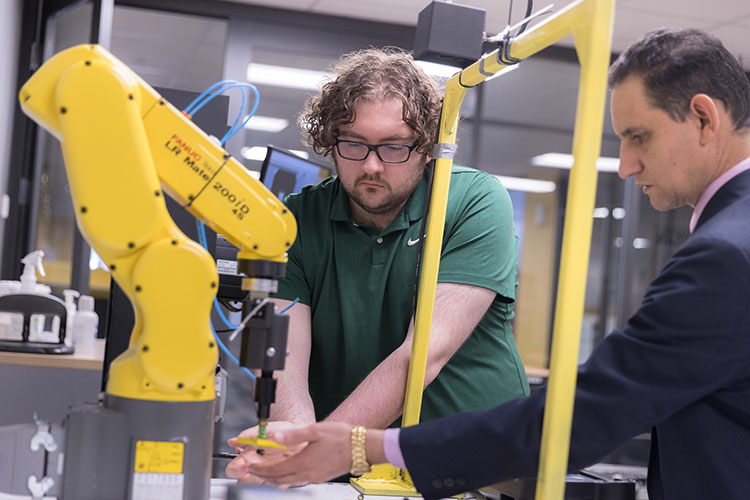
[20,250,58,341]
[20,250,46,293]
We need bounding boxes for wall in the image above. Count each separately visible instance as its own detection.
[0,0,23,266]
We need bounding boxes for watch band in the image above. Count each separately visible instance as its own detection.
[350,425,372,476]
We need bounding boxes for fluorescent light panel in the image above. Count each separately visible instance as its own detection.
[244,115,289,133]
[247,63,333,91]
[414,60,461,79]
[494,175,556,193]
[531,153,620,173]
[241,146,309,162]
[414,60,518,80]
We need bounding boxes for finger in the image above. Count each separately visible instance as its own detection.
[237,473,269,486]
[247,454,306,481]
[267,425,316,448]
[225,456,249,479]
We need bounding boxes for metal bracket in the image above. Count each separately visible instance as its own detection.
[30,418,57,453]
[432,143,458,160]
[27,475,55,499]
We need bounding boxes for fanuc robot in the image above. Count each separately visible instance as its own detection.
[1,44,297,500]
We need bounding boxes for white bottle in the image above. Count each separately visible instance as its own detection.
[62,289,80,347]
[0,281,22,340]
[20,250,46,293]
[72,295,98,355]
[21,250,49,341]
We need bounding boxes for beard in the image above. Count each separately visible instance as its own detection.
[344,174,417,215]
[334,153,428,222]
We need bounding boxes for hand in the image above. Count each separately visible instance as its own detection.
[225,421,307,485]
[246,422,354,486]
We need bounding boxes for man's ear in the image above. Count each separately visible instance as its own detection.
[689,94,720,145]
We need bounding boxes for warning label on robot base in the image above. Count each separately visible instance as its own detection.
[134,441,184,473]
[132,472,184,500]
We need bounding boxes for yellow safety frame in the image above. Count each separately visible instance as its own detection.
[351,0,614,498]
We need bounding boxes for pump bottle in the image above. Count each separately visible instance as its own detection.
[62,290,80,347]
[72,295,98,355]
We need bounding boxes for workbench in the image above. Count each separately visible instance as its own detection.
[0,339,105,426]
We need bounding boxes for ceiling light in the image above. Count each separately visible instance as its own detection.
[633,238,651,249]
[244,115,290,133]
[531,153,620,173]
[414,60,518,81]
[241,146,309,162]
[414,60,461,79]
[494,175,556,193]
[247,63,333,91]
[612,207,626,219]
[593,207,609,219]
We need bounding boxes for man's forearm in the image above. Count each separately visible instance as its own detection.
[269,375,317,424]
[324,345,410,428]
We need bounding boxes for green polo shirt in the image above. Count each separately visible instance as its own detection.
[274,165,529,423]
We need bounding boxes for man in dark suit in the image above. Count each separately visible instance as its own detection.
[240,28,750,500]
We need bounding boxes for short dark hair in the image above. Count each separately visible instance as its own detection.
[298,47,443,158]
[608,28,750,130]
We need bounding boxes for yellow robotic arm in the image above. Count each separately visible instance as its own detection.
[16,44,296,500]
[19,43,295,401]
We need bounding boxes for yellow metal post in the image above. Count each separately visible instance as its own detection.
[352,1,614,497]
[535,2,615,499]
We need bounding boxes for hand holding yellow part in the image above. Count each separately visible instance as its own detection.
[237,437,287,450]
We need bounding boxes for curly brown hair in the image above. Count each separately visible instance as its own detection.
[298,47,443,158]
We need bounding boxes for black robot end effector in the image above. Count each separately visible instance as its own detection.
[238,299,290,425]
[254,370,276,421]
[238,300,289,372]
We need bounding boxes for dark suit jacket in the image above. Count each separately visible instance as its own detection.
[401,169,750,500]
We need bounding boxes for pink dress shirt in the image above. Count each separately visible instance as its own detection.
[689,157,750,233]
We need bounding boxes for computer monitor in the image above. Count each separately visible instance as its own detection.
[260,146,333,200]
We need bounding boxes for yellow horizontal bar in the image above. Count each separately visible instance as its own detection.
[455,0,595,88]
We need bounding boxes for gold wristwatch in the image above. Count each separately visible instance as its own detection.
[350,425,372,476]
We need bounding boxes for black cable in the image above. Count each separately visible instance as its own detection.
[515,0,534,36]
[410,159,435,319]
[410,113,442,319]
[508,0,514,27]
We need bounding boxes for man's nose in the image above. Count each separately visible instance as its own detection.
[617,145,641,179]
[362,151,385,175]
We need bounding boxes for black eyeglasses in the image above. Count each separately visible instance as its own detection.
[335,139,419,164]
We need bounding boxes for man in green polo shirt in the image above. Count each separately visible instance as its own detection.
[227,47,528,481]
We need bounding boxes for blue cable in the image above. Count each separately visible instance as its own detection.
[211,320,256,381]
[184,81,259,146]
[184,80,238,115]
[185,82,260,145]
[279,298,299,314]
[220,83,260,143]
[194,219,252,378]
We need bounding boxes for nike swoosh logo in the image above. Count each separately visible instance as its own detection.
[407,238,420,246]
